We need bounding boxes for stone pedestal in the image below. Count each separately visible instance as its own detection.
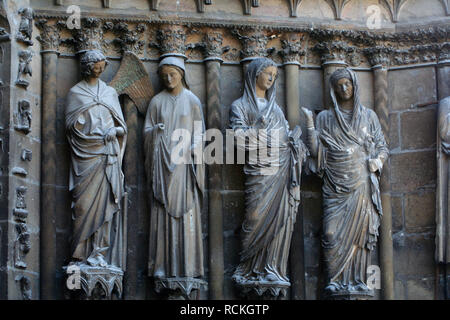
[64,263,124,300]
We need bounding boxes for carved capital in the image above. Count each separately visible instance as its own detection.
[233,28,270,60]
[113,22,147,55]
[70,17,110,54]
[35,19,63,52]
[313,40,356,64]
[202,29,225,59]
[279,33,305,64]
[363,46,393,67]
[155,24,187,56]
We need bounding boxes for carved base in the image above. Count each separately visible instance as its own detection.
[64,263,124,300]
[15,80,30,88]
[154,277,207,298]
[324,288,374,300]
[234,279,291,298]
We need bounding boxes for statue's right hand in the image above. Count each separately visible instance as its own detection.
[301,107,315,129]
[157,123,165,131]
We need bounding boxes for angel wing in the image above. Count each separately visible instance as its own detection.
[109,51,154,115]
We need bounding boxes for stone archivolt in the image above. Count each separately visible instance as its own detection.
[32,13,448,68]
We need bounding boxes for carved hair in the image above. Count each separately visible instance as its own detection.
[330,68,352,88]
[80,50,109,79]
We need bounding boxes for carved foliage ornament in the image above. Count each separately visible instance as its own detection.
[35,19,64,52]
[155,25,187,56]
[279,33,306,63]
[113,22,147,55]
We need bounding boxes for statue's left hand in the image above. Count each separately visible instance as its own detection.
[368,158,382,173]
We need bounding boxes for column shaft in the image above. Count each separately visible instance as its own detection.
[373,66,395,300]
[40,51,58,299]
[205,59,224,300]
[285,62,306,300]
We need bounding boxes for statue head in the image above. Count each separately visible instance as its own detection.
[330,68,354,102]
[246,57,278,100]
[80,50,108,80]
[158,56,189,91]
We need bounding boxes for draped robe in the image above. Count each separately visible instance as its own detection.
[144,88,205,284]
[66,79,127,268]
[230,60,308,285]
[309,72,388,291]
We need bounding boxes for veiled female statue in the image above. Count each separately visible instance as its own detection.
[66,50,127,269]
[144,57,206,298]
[302,68,388,298]
[230,57,308,297]
[437,96,450,265]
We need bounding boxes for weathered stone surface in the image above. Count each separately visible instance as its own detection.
[388,68,437,111]
[389,112,400,150]
[404,191,436,232]
[406,278,435,300]
[390,195,403,232]
[394,280,406,300]
[394,233,435,278]
[400,108,437,150]
[390,151,436,192]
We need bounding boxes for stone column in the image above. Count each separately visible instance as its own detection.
[437,54,450,100]
[203,29,225,300]
[364,47,395,300]
[35,19,61,300]
[279,33,306,299]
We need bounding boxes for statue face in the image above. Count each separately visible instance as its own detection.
[91,60,106,79]
[256,66,277,92]
[160,65,183,91]
[334,77,354,101]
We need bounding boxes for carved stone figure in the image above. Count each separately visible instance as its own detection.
[16,7,33,46]
[65,50,127,298]
[14,100,31,134]
[16,50,33,88]
[437,96,450,265]
[144,56,206,299]
[302,68,388,299]
[230,57,308,297]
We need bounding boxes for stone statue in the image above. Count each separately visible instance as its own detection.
[437,96,450,265]
[65,50,127,298]
[16,50,33,88]
[16,7,33,46]
[302,68,388,299]
[229,57,308,297]
[144,56,206,299]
